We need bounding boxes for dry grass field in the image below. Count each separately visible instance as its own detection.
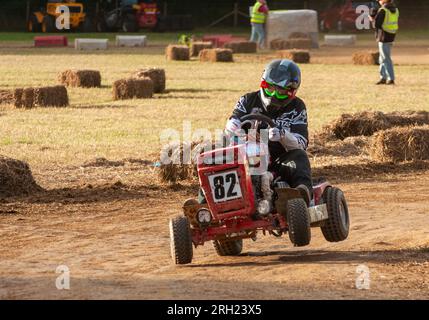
[0,31,428,299]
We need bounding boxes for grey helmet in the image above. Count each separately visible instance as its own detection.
[260,59,301,112]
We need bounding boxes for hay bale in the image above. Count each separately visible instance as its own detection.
[323,111,429,140]
[13,89,23,108]
[190,41,213,57]
[0,155,42,197]
[270,38,312,50]
[308,135,370,157]
[288,38,312,49]
[370,126,429,162]
[224,41,257,53]
[166,45,190,61]
[199,48,234,62]
[159,140,219,183]
[13,86,68,108]
[288,32,310,39]
[352,51,379,65]
[21,88,35,108]
[113,78,154,100]
[132,68,166,93]
[278,50,310,63]
[270,39,286,50]
[385,111,429,127]
[0,90,13,105]
[35,85,69,107]
[58,70,101,88]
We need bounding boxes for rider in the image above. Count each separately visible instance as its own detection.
[225,59,313,204]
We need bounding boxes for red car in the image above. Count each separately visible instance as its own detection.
[169,114,350,264]
[319,0,376,32]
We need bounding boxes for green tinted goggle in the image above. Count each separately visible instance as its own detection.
[262,80,293,100]
[263,88,289,100]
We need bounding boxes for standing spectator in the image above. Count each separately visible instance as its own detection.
[250,0,269,49]
[370,0,399,85]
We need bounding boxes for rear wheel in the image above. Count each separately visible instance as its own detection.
[213,239,243,256]
[42,15,56,33]
[169,215,193,264]
[122,14,138,32]
[321,187,350,242]
[28,14,41,32]
[287,198,311,246]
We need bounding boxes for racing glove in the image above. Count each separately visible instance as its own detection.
[225,118,242,135]
[269,127,303,151]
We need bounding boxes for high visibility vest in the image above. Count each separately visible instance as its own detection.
[381,7,399,34]
[251,2,266,24]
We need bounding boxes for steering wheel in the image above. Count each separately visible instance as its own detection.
[239,113,277,130]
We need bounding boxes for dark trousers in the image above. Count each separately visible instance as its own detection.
[271,149,313,199]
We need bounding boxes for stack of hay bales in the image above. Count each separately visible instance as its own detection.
[323,111,429,140]
[370,126,429,162]
[58,70,101,88]
[0,155,42,197]
[223,41,257,53]
[352,51,380,65]
[132,68,166,93]
[0,89,13,105]
[278,49,310,63]
[199,48,233,62]
[113,78,153,100]
[13,86,69,108]
[190,41,213,57]
[166,45,190,61]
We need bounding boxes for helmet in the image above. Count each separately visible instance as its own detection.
[260,59,301,112]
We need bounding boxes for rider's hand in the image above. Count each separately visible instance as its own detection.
[225,118,242,134]
[269,127,282,142]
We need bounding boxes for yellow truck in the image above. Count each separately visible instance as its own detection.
[27,1,93,32]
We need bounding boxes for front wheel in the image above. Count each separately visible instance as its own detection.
[42,15,56,33]
[213,239,243,256]
[321,187,350,242]
[28,14,41,32]
[169,215,193,264]
[287,198,311,247]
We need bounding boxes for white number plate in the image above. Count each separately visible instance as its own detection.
[208,171,242,203]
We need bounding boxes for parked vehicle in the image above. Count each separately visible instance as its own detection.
[319,0,378,32]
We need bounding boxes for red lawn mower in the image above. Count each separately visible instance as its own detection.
[169,114,350,265]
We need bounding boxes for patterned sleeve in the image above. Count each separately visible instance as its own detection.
[289,108,309,150]
[231,95,249,120]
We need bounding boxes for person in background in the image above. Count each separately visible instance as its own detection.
[370,0,399,85]
[250,0,269,49]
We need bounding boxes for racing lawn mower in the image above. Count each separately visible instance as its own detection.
[169,114,350,265]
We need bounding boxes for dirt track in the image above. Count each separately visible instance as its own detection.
[0,161,428,300]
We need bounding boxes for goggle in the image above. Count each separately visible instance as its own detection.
[261,80,295,100]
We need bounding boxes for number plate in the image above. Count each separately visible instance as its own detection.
[208,171,242,203]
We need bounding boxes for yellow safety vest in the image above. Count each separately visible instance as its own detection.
[251,2,266,24]
[381,7,399,34]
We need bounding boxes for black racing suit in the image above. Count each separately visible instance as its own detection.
[230,90,313,198]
